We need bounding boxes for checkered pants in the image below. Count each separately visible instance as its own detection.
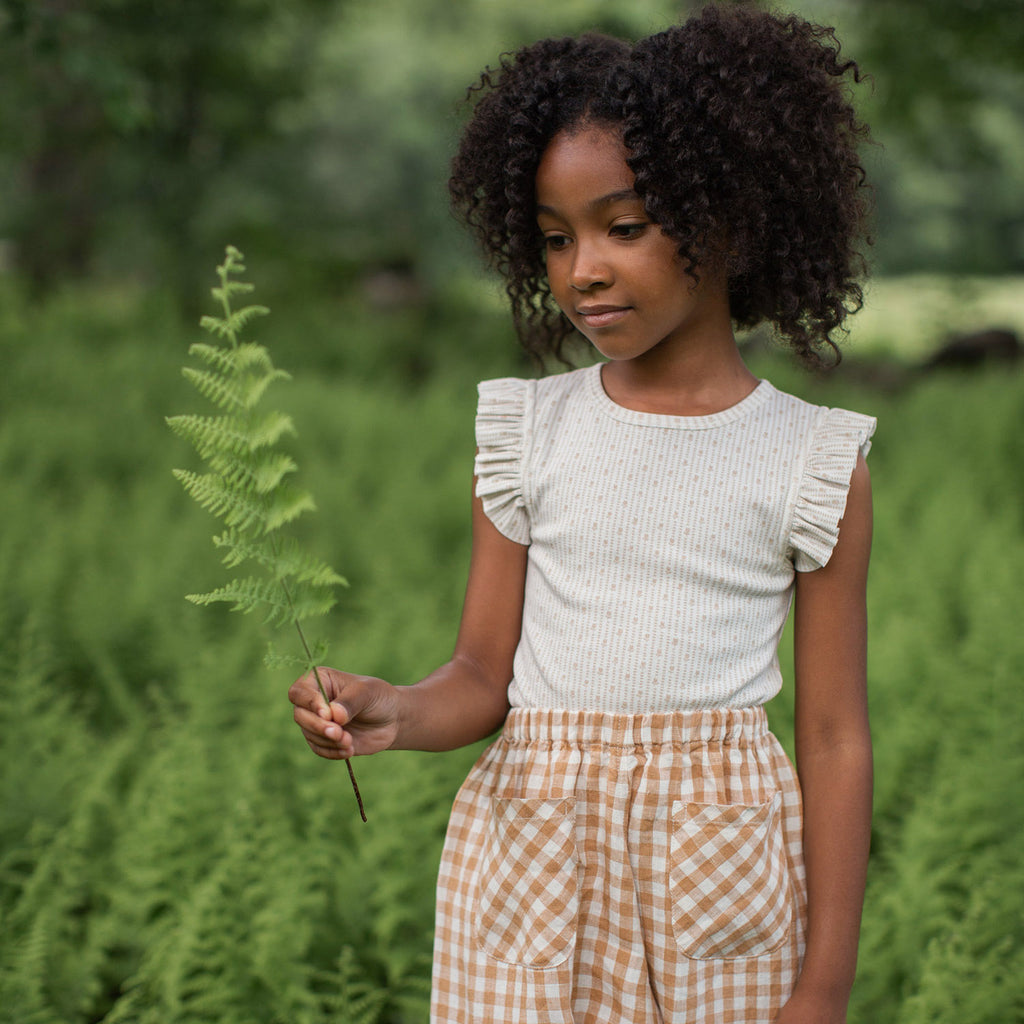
[431,707,806,1023]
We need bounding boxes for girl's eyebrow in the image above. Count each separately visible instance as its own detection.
[536,188,641,218]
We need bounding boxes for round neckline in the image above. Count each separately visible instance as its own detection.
[585,362,772,429]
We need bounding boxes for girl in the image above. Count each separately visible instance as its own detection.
[290,5,875,1022]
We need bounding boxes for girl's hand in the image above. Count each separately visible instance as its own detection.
[289,668,400,760]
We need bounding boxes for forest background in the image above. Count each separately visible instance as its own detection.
[0,0,1022,1021]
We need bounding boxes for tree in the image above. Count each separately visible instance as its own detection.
[0,0,335,300]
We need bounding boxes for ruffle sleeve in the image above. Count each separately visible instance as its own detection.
[473,377,533,545]
[790,407,876,571]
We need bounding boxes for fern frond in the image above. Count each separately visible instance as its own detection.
[265,484,317,531]
[313,946,389,1024]
[261,636,330,669]
[166,411,296,459]
[182,362,290,413]
[187,341,281,378]
[180,366,248,412]
[185,576,290,622]
[170,245,365,821]
[234,365,291,411]
[285,588,339,624]
[213,532,348,591]
[270,538,348,588]
[205,449,298,496]
[210,529,277,571]
[199,304,269,339]
[186,576,336,629]
[243,410,297,450]
[211,280,255,300]
[262,647,312,670]
[171,469,270,532]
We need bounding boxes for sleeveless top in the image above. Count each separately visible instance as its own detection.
[474,364,876,713]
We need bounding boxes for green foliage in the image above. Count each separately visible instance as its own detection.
[0,0,336,297]
[167,246,363,819]
[5,0,1020,298]
[168,246,345,632]
[0,279,1021,1021]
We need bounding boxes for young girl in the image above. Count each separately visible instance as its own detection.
[290,6,875,1022]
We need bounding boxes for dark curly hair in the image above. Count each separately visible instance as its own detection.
[449,3,871,367]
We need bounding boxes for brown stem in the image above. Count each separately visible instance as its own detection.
[292,612,367,824]
[311,662,367,823]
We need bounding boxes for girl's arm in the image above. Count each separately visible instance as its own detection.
[289,482,527,757]
[777,453,873,1024]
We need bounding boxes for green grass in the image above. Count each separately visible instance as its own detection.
[0,278,1021,1022]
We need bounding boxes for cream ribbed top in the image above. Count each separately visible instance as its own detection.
[474,364,875,713]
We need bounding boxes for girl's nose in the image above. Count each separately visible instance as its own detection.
[568,242,611,292]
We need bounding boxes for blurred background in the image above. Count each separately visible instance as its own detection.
[0,1,1021,1022]
[2,0,1023,348]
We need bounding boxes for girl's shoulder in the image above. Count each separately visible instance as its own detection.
[476,366,592,430]
[766,385,876,572]
[476,366,589,401]
[764,382,876,454]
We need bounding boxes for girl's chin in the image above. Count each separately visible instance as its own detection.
[587,338,659,363]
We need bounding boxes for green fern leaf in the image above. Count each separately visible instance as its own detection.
[181,362,289,413]
[199,304,269,340]
[186,341,279,378]
[213,531,348,591]
[169,245,365,821]
[204,449,298,496]
[170,469,270,532]
[166,411,296,459]
[265,483,317,531]
[209,529,278,571]
[185,577,292,624]
[211,279,255,301]
[225,305,271,335]
[180,366,249,412]
[272,541,348,588]
[244,410,297,450]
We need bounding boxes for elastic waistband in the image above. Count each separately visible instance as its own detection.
[501,706,769,749]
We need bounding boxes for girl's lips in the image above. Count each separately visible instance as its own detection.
[576,306,631,328]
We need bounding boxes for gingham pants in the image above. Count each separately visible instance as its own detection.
[431,707,806,1023]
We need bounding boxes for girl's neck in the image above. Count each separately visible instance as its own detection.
[599,335,758,418]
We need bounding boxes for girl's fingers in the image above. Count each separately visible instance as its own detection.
[287,679,323,715]
[293,705,344,744]
[296,718,353,758]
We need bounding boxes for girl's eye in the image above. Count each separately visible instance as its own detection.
[543,234,570,252]
[611,222,647,239]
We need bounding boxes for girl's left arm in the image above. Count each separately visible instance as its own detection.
[777,453,873,1024]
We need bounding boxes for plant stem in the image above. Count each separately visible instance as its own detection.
[283,574,367,824]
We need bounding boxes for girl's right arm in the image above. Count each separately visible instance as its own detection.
[288,482,528,758]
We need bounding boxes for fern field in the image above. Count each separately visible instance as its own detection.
[0,281,1021,1023]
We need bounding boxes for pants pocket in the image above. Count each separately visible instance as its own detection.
[669,790,793,960]
[475,797,579,968]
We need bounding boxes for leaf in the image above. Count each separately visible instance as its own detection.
[199,304,269,339]
[185,576,296,627]
[170,245,365,820]
[264,484,317,532]
[166,411,296,458]
[187,341,279,378]
[204,449,298,496]
[171,469,270,532]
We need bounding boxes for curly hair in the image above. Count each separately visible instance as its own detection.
[449,3,871,367]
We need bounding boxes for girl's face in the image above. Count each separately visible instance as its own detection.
[535,125,732,365]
